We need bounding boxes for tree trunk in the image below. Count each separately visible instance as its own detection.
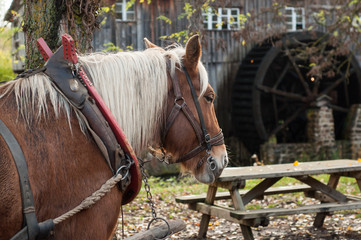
[23,0,101,69]
[23,0,65,69]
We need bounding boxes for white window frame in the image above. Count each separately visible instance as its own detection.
[285,7,305,31]
[202,7,240,30]
[351,14,361,32]
[115,0,135,22]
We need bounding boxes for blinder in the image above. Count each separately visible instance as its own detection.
[162,64,224,166]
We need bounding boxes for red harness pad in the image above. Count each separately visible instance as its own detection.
[61,34,140,205]
[36,38,53,61]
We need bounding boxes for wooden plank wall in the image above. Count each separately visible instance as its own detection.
[93,0,189,50]
[93,15,114,51]
[203,0,275,136]
[202,30,245,136]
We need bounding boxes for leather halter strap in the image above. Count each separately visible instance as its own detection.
[0,120,39,240]
[163,66,224,163]
[0,120,55,240]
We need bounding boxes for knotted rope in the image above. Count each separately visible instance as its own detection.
[53,173,123,225]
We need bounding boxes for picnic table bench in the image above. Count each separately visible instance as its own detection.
[175,159,361,240]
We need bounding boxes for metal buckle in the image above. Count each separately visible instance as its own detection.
[205,133,211,143]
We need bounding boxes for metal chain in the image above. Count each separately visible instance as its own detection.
[138,158,171,239]
[138,158,157,219]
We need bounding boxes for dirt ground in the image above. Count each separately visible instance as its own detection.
[118,196,361,240]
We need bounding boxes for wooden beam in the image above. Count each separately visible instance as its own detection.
[314,174,340,227]
[124,220,185,240]
[294,175,347,203]
[230,182,256,240]
[191,203,268,227]
[212,180,245,190]
[229,201,361,220]
[176,185,312,204]
[242,177,281,205]
[198,185,217,238]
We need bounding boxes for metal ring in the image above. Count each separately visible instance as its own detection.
[115,165,130,181]
[120,169,130,181]
[115,165,126,176]
[147,217,171,240]
[174,97,185,107]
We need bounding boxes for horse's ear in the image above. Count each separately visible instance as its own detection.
[144,38,158,48]
[185,35,201,69]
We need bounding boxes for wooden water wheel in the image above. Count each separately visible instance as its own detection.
[232,32,361,154]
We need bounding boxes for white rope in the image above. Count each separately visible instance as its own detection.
[53,174,123,225]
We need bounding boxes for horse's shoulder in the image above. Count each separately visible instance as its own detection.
[0,116,23,238]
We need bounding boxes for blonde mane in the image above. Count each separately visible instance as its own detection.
[0,45,209,154]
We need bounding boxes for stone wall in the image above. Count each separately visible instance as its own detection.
[307,106,336,151]
[260,143,313,164]
[260,141,351,165]
[344,104,361,159]
[260,105,358,164]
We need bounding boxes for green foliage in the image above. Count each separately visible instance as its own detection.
[126,0,136,10]
[157,16,172,25]
[0,28,16,81]
[177,2,196,20]
[102,42,122,52]
[102,42,133,52]
[133,176,208,199]
[160,30,191,43]
[238,13,248,27]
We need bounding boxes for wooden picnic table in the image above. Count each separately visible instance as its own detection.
[176,159,361,240]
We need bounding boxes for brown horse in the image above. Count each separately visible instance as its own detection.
[0,35,228,239]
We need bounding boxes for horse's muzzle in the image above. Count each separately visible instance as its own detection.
[207,154,228,179]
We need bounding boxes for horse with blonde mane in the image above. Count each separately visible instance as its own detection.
[0,35,228,239]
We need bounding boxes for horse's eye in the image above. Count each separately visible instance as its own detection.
[204,95,214,103]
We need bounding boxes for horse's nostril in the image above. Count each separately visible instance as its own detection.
[207,156,217,171]
[210,162,217,171]
[223,155,229,167]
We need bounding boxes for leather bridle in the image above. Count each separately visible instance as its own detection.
[162,65,224,167]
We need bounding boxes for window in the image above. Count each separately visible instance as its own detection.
[285,7,305,31]
[202,7,240,30]
[115,0,135,22]
[351,14,361,32]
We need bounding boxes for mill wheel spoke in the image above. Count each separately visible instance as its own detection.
[285,49,312,97]
[268,105,308,138]
[257,84,307,102]
[272,95,278,125]
[344,81,350,107]
[319,71,354,96]
[328,104,349,113]
[312,80,320,96]
[274,62,290,88]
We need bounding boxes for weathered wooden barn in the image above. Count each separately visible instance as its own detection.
[5,0,361,166]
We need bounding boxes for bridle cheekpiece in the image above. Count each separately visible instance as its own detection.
[160,64,224,168]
